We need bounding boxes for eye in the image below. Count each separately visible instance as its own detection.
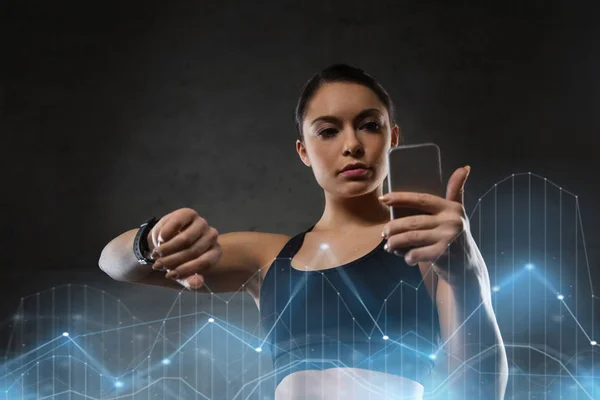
[318,128,337,138]
[361,121,382,131]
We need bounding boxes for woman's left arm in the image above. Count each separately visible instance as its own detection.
[432,235,509,399]
[380,166,509,399]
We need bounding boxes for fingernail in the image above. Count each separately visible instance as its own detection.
[179,278,191,290]
[165,270,178,279]
[381,230,388,238]
[383,243,389,251]
[464,165,471,175]
[152,261,163,270]
[378,195,388,203]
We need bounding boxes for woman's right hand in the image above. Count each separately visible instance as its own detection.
[147,208,221,290]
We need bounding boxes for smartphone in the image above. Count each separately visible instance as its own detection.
[386,143,443,254]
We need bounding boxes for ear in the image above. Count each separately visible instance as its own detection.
[296,139,311,167]
[391,124,402,147]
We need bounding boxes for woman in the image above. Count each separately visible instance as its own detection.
[99,64,508,399]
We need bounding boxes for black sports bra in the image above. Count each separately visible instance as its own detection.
[259,225,441,387]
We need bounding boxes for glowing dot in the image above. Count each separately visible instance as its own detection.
[383,335,389,340]
[162,359,171,365]
[255,347,262,353]
[208,318,214,323]
[591,341,597,346]
[557,294,564,300]
[525,263,534,270]
[115,381,124,388]
[429,354,437,360]
[492,286,500,292]
[62,332,69,337]
[320,243,329,250]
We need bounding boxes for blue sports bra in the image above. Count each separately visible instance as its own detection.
[259,225,441,387]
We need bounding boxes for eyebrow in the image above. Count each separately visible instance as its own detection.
[310,108,383,126]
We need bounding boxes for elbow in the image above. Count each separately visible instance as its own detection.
[494,331,510,394]
[98,259,119,282]
[98,248,128,283]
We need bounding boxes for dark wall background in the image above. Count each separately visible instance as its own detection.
[1,0,600,398]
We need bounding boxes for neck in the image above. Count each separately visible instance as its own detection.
[316,187,390,232]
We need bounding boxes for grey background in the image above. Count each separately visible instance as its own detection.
[1,0,600,398]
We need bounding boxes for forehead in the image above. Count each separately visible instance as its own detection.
[304,82,388,121]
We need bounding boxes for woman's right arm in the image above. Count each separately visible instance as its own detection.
[98,208,289,296]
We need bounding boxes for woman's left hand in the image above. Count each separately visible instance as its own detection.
[379,165,473,282]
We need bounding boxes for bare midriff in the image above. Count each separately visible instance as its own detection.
[274,367,424,400]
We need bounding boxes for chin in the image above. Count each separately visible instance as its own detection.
[337,184,379,198]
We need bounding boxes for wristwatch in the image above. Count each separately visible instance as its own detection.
[133,217,158,265]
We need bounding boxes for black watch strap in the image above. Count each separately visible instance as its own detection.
[133,217,158,265]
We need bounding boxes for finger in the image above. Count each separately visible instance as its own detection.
[385,229,440,253]
[405,243,448,266]
[152,258,167,271]
[166,247,221,279]
[158,210,198,243]
[445,166,469,205]
[157,218,209,257]
[150,222,162,250]
[176,273,205,290]
[384,214,438,237]
[158,226,216,268]
[380,192,447,214]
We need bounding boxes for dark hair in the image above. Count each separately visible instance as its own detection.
[294,64,396,142]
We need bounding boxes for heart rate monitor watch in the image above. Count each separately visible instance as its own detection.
[133,217,158,265]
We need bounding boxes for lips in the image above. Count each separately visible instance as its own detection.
[340,168,369,177]
[340,163,369,173]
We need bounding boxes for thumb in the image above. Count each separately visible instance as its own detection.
[177,274,204,291]
[445,165,470,204]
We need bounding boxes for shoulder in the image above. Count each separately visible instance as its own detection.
[255,232,293,268]
[219,231,291,299]
[219,230,292,273]
[219,230,291,260]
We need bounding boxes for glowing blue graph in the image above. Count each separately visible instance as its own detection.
[0,172,598,399]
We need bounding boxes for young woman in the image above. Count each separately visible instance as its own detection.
[99,64,508,399]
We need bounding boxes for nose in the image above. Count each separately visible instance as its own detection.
[342,130,364,157]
